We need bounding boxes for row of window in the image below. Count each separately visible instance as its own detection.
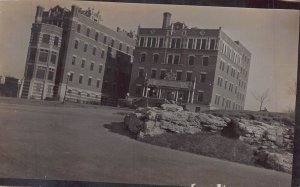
[71,56,103,74]
[68,72,102,88]
[34,33,60,47]
[139,36,217,50]
[28,48,58,65]
[138,68,207,82]
[139,53,210,66]
[217,76,247,95]
[214,94,243,110]
[74,40,107,57]
[76,23,131,53]
[219,60,248,80]
[35,66,55,81]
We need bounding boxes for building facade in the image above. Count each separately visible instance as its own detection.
[129,12,251,111]
[20,5,135,103]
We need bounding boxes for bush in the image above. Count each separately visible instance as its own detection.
[140,132,255,166]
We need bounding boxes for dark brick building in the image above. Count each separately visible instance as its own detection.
[129,12,251,111]
[20,5,135,103]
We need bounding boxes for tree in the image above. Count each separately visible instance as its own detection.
[252,89,269,111]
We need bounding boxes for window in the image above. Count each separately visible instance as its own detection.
[186,72,192,81]
[158,38,164,47]
[99,65,103,73]
[146,38,151,47]
[90,62,94,71]
[215,95,220,105]
[93,47,96,55]
[188,39,194,49]
[170,38,181,48]
[209,39,216,50]
[88,77,92,86]
[196,39,201,49]
[226,65,230,74]
[151,69,156,78]
[174,55,180,65]
[188,56,195,65]
[29,48,37,61]
[140,53,146,62]
[50,51,57,64]
[101,50,105,58]
[72,56,76,65]
[69,72,73,82]
[217,77,223,87]
[26,65,34,78]
[103,35,107,44]
[167,54,180,64]
[139,37,145,47]
[74,40,79,49]
[200,73,206,83]
[126,46,130,54]
[160,70,166,79]
[38,49,49,62]
[42,34,50,44]
[201,39,206,50]
[119,43,122,51]
[111,39,114,47]
[97,79,101,88]
[202,57,209,66]
[138,68,144,78]
[84,44,88,52]
[86,28,90,37]
[224,80,228,89]
[95,32,99,41]
[176,71,182,81]
[81,59,85,68]
[167,55,173,64]
[36,66,46,79]
[79,75,83,84]
[151,38,156,48]
[47,68,55,81]
[77,24,81,33]
[54,36,59,46]
[198,92,204,102]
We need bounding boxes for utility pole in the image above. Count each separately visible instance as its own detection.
[291,11,300,187]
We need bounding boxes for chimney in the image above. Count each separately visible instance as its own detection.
[35,6,44,23]
[162,12,171,29]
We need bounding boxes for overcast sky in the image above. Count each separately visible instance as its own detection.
[0,0,298,112]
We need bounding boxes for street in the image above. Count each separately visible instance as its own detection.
[0,98,292,187]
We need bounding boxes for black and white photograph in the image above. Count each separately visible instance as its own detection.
[0,0,299,186]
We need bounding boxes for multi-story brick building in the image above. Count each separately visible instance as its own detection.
[20,5,135,103]
[129,12,251,111]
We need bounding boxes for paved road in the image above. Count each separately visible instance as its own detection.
[0,100,292,187]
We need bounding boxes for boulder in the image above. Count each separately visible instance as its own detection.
[221,119,241,139]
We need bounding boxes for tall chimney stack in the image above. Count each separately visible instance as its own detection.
[162,12,171,29]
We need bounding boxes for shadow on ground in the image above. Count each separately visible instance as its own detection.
[103,122,134,138]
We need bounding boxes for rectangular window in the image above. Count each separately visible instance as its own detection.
[74,40,79,49]
[209,39,215,50]
[188,39,194,49]
[69,72,73,82]
[99,65,103,73]
[47,68,55,81]
[160,70,166,79]
[186,72,192,81]
[54,36,59,46]
[42,34,50,44]
[188,56,194,65]
[101,50,105,58]
[95,32,99,41]
[201,39,206,50]
[167,55,173,64]
[103,35,107,44]
[97,79,101,88]
[79,75,83,84]
[111,39,114,47]
[29,48,37,61]
[139,37,145,47]
[146,38,151,47]
[153,54,159,63]
[173,55,180,65]
[90,62,94,71]
[196,39,201,49]
[50,51,57,64]
[151,69,156,78]
[119,43,122,51]
[86,28,90,37]
[159,38,164,48]
[84,44,88,52]
[138,68,144,78]
[140,53,146,62]
[77,24,81,33]
[126,46,130,54]
[38,49,49,62]
[198,92,204,102]
[200,73,206,83]
[93,47,96,55]
[203,57,209,66]
[176,71,182,81]
[171,38,181,48]
[72,56,76,65]
[81,59,85,68]
[151,38,156,48]
[36,66,46,79]
[88,77,92,86]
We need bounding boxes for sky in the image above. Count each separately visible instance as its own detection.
[0,0,298,112]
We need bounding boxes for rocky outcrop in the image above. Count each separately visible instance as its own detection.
[123,106,294,173]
